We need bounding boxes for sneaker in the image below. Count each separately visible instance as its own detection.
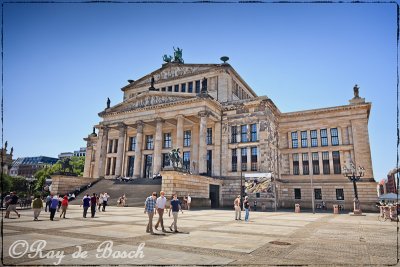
[169,227,173,231]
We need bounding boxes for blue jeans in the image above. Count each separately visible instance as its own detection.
[245,208,249,221]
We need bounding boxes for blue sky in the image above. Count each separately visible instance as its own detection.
[3,2,397,182]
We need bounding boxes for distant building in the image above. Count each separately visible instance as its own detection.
[73,147,86,157]
[10,156,58,178]
[58,147,86,159]
[58,152,74,159]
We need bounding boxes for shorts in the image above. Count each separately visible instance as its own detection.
[7,204,17,212]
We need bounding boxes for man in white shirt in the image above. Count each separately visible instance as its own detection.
[155,191,167,232]
[187,194,192,210]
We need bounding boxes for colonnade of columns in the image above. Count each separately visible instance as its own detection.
[97,111,211,178]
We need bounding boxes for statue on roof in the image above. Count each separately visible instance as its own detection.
[173,47,184,63]
[201,77,208,94]
[163,54,173,63]
[10,147,13,156]
[353,84,360,98]
[107,97,111,109]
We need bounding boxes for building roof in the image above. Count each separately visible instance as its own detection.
[11,156,58,167]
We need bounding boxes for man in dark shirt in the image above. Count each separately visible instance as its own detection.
[5,192,20,219]
[90,193,97,218]
[168,194,183,232]
[82,194,91,218]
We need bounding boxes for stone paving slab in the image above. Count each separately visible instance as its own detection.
[61,224,149,239]
[8,218,106,229]
[211,223,299,236]
[151,230,273,253]
[25,243,234,265]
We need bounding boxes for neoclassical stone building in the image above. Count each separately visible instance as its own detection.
[83,56,377,210]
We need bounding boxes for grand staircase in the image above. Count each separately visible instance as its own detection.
[70,179,162,207]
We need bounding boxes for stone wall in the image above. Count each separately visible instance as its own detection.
[277,179,378,212]
[160,170,223,207]
[50,175,99,195]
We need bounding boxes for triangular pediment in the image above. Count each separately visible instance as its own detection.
[123,63,220,90]
[101,92,196,116]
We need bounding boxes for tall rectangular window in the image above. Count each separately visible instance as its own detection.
[241,148,247,171]
[312,152,320,175]
[127,156,135,177]
[162,153,170,168]
[302,153,309,175]
[181,83,186,92]
[314,188,322,200]
[320,129,328,146]
[183,152,190,170]
[111,157,116,175]
[241,125,248,142]
[251,147,258,171]
[331,128,339,146]
[336,188,344,200]
[129,136,136,151]
[231,126,238,143]
[161,87,166,91]
[231,149,237,172]
[250,124,257,142]
[168,86,172,92]
[293,153,299,175]
[195,80,200,93]
[188,82,193,93]
[291,132,298,148]
[108,140,113,153]
[174,84,179,92]
[106,157,111,175]
[301,131,308,148]
[146,135,154,150]
[114,140,118,153]
[311,130,318,147]
[332,151,341,174]
[322,151,330,174]
[163,133,171,148]
[184,130,191,147]
[207,128,212,145]
[294,188,301,199]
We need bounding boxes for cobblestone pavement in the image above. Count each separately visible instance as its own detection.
[2,206,398,266]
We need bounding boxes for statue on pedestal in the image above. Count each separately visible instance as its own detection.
[106,98,111,109]
[353,84,360,98]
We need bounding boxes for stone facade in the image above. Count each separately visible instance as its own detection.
[83,58,378,211]
[50,175,99,195]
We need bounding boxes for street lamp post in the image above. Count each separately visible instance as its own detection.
[342,161,365,214]
[240,165,244,210]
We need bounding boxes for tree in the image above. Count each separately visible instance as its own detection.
[34,167,52,192]
[70,156,85,176]
[1,174,13,193]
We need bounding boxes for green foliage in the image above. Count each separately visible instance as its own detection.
[1,174,13,193]
[34,167,52,192]
[70,156,85,176]
[10,176,29,194]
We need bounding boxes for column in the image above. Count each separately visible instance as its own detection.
[133,121,144,178]
[176,115,184,151]
[115,123,126,177]
[97,126,109,178]
[198,111,208,174]
[153,118,163,175]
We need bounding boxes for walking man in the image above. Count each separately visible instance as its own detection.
[32,194,43,221]
[155,191,167,232]
[44,194,51,212]
[144,192,157,234]
[234,195,241,220]
[49,194,59,221]
[90,193,97,218]
[5,192,20,219]
[98,193,103,211]
[81,194,91,218]
[59,195,69,219]
[169,194,183,233]
[102,192,109,211]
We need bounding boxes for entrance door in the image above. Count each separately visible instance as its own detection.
[127,156,135,177]
[206,150,212,176]
[143,155,153,178]
[209,184,220,208]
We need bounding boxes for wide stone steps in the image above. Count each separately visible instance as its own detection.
[70,179,161,207]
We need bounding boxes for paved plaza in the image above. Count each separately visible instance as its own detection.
[2,206,398,266]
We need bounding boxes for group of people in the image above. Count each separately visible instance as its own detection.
[234,195,251,222]
[144,191,185,234]
[81,192,110,218]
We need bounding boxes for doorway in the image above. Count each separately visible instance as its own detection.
[209,184,220,208]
